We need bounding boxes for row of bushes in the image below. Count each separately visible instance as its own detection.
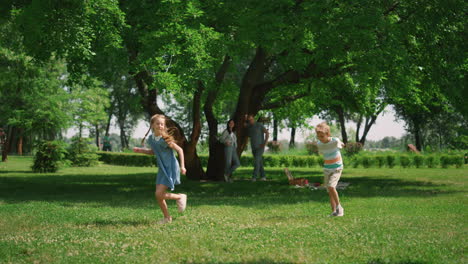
[97,151,465,169]
[350,154,465,168]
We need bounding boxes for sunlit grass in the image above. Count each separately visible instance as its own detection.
[0,156,466,263]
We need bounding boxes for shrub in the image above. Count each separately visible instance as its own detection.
[361,155,374,168]
[98,151,155,166]
[32,141,68,173]
[375,155,386,168]
[413,155,424,168]
[441,154,464,168]
[266,141,282,153]
[386,155,396,168]
[399,155,412,168]
[304,141,319,155]
[351,156,360,168]
[305,156,316,167]
[279,156,291,167]
[344,142,363,156]
[67,137,99,167]
[453,155,464,168]
[425,155,439,168]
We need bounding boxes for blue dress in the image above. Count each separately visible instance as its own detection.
[147,134,181,190]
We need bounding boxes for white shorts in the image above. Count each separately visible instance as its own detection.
[323,168,343,188]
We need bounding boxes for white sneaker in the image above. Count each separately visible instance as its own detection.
[260,177,267,181]
[158,217,172,224]
[224,174,229,182]
[335,205,344,217]
[177,194,187,213]
[252,178,257,182]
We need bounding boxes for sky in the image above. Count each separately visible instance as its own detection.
[67,106,407,142]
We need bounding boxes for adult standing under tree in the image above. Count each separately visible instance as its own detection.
[244,115,269,181]
[220,119,240,183]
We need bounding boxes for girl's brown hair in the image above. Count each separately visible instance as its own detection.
[141,114,176,146]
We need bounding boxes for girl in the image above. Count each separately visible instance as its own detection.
[220,119,240,182]
[133,114,187,224]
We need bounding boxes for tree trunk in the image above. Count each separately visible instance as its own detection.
[335,105,348,144]
[2,126,13,162]
[95,124,100,149]
[358,115,378,146]
[356,115,363,142]
[273,118,278,141]
[413,121,423,151]
[119,120,128,150]
[234,47,269,155]
[105,111,112,136]
[205,56,231,181]
[289,127,296,149]
[132,70,206,180]
[184,81,206,180]
[17,128,23,156]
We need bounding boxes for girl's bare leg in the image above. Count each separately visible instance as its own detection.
[155,184,184,219]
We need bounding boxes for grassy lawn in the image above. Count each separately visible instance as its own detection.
[0,156,466,264]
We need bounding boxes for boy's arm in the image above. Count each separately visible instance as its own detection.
[168,142,186,175]
[133,147,154,155]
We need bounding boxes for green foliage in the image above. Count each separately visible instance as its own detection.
[386,155,396,168]
[425,155,439,168]
[375,155,386,168]
[98,151,156,167]
[399,155,412,168]
[32,141,68,173]
[360,155,374,168]
[67,137,99,167]
[413,155,425,168]
[440,155,464,168]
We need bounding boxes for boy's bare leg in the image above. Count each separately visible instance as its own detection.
[328,187,340,212]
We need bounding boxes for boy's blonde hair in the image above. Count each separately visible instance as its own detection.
[315,122,331,136]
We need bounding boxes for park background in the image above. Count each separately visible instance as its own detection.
[0,0,466,263]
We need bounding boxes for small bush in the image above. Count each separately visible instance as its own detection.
[375,155,386,168]
[413,155,424,168]
[304,141,319,155]
[279,156,291,167]
[386,155,396,168]
[441,155,464,168]
[67,137,99,167]
[266,141,282,153]
[425,155,439,168]
[361,155,374,168]
[344,142,363,156]
[32,141,68,173]
[400,155,412,168]
[306,156,317,167]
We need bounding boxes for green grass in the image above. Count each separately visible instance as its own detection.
[1,156,467,264]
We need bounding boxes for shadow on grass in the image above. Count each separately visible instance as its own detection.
[368,259,429,264]
[0,167,460,209]
[183,261,296,264]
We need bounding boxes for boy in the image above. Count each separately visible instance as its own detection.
[315,122,345,217]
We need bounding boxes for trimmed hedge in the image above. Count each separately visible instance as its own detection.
[97,151,466,169]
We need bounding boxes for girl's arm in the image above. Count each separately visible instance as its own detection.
[133,147,154,155]
[168,142,186,175]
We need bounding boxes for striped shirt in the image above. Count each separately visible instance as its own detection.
[317,137,344,170]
